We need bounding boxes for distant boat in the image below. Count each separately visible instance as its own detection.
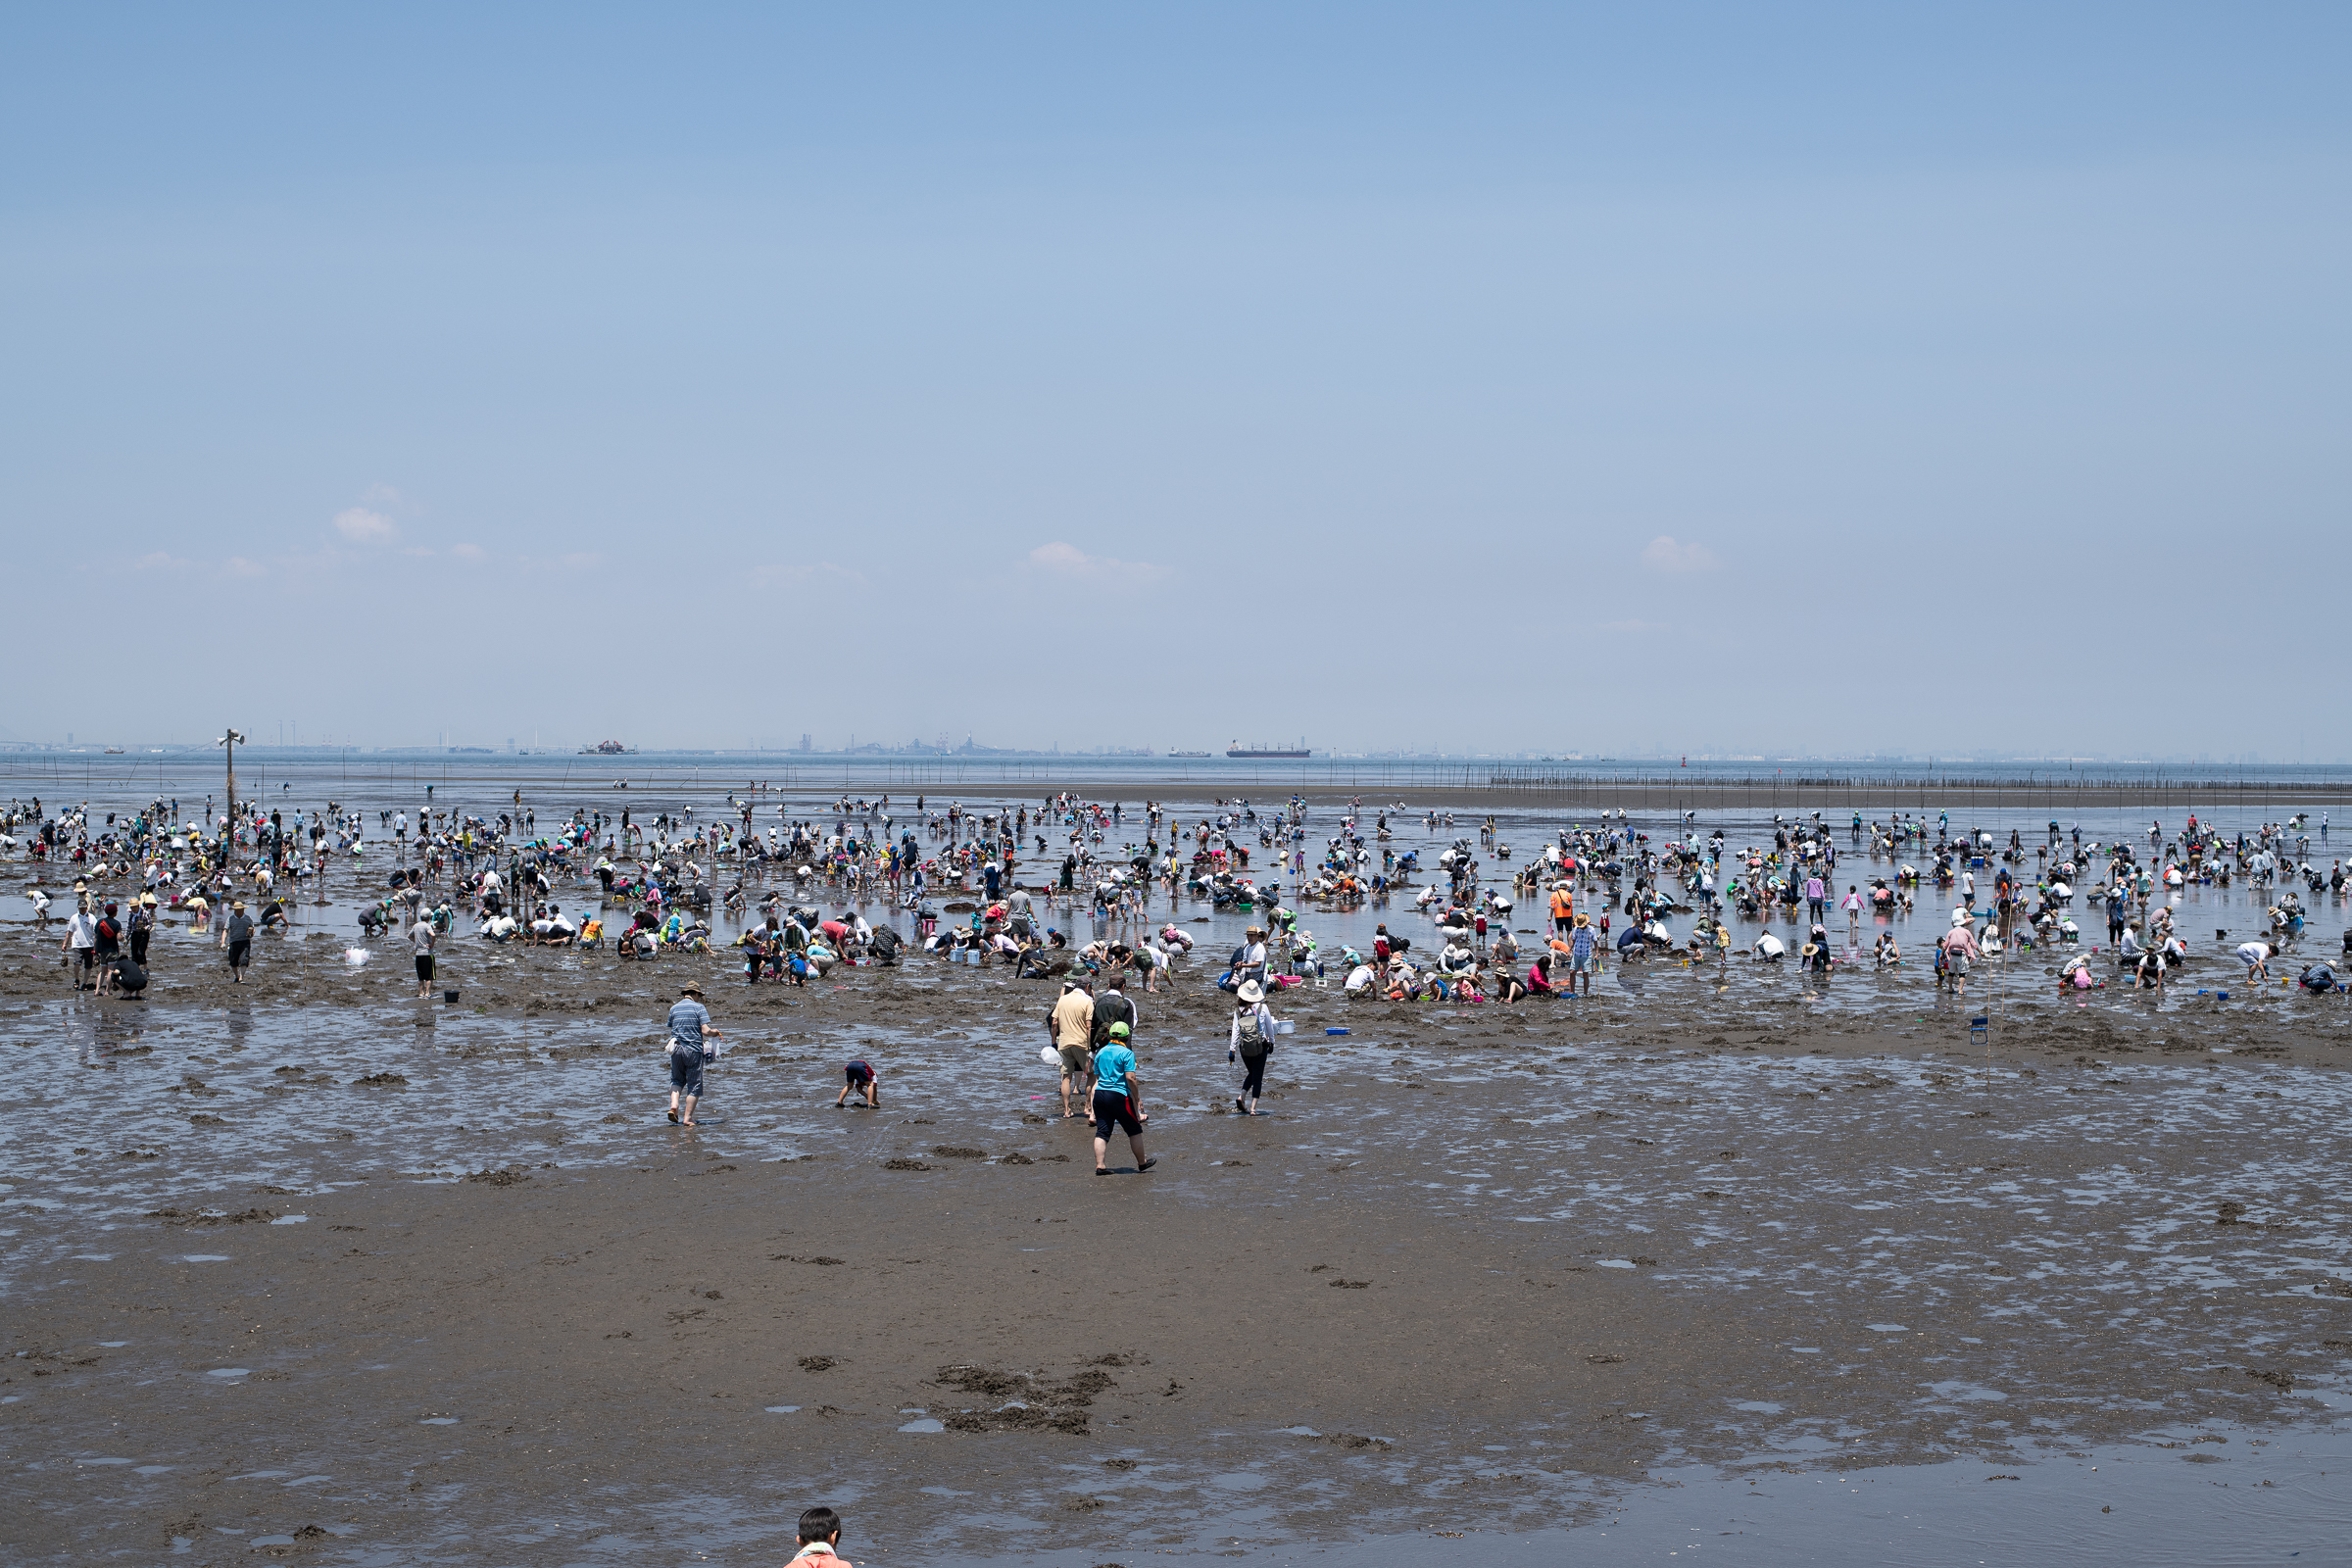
[103,748,124,755]
[1227,740,1310,759]
[578,740,637,755]
[1166,750,1211,759]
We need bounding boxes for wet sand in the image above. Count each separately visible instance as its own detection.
[7,779,2351,1563]
[8,906,2352,1563]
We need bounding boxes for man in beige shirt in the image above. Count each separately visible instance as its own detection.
[1047,978,1096,1118]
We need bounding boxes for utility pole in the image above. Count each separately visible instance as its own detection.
[218,728,245,867]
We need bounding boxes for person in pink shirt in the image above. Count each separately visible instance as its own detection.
[791,1507,852,1566]
[1940,918,1981,997]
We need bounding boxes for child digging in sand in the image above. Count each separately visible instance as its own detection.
[834,1058,881,1109]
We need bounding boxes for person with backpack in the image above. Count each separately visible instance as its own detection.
[1092,978,1138,1054]
[664,982,723,1127]
[1229,978,1278,1115]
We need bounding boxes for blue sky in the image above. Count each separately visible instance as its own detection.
[4,4,2345,757]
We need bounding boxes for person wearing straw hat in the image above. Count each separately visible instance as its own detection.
[665,982,724,1127]
[129,892,157,971]
[1228,978,1278,1115]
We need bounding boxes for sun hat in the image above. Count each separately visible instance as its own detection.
[680,981,704,997]
[1237,978,1266,1004]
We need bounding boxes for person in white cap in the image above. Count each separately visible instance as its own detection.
[1940,916,1981,997]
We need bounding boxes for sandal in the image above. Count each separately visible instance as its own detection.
[667,1110,680,1124]
[1137,1157,1157,1173]
[1095,1167,1112,1176]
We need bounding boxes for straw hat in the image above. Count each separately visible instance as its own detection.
[679,981,704,997]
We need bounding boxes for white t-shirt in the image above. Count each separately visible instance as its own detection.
[2236,942,2272,968]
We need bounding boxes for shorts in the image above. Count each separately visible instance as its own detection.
[1091,1089,1142,1140]
[415,955,435,981]
[1571,956,1592,974]
[845,1061,874,1086]
[1946,956,1969,976]
[669,1054,705,1097]
[227,942,251,968]
[1057,1043,1093,1075]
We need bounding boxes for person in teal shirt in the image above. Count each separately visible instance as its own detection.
[1088,1021,1154,1177]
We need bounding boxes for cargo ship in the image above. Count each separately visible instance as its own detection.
[1167,750,1211,759]
[1227,740,1311,759]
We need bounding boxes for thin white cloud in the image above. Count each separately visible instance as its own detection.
[749,562,866,589]
[333,507,398,544]
[1641,535,1719,573]
[133,551,188,571]
[1026,541,1168,586]
[560,552,602,571]
[222,557,268,578]
[450,543,486,562]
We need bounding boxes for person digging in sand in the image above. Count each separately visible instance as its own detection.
[834,1058,880,1109]
[664,981,722,1126]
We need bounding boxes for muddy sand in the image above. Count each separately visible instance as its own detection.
[6,908,2351,1563]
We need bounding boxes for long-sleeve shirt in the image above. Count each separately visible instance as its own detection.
[1229,1004,1275,1053]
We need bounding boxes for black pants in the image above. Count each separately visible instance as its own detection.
[130,932,149,965]
[1238,1050,1268,1099]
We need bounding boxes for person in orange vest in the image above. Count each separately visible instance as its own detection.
[1548,880,1576,938]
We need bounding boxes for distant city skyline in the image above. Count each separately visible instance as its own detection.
[3,732,2336,769]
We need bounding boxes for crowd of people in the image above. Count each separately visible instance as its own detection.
[14,784,2349,1021]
